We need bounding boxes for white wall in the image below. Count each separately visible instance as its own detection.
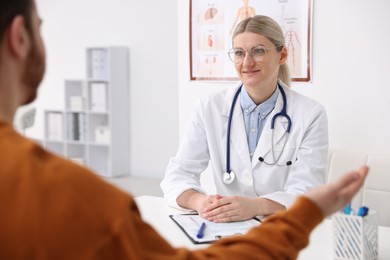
[24,0,390,180]
[178,0,390,154]
[28,0,179,178]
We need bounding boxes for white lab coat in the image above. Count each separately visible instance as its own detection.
[161,80,328,209]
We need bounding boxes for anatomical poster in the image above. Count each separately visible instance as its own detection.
[190,0,312,82]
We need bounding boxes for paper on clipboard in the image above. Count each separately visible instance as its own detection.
[169,214,260,244]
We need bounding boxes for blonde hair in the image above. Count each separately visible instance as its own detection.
[232,15,291,87]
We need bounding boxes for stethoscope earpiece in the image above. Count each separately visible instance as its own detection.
[259,157,294,166]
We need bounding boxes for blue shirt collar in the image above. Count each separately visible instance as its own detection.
[240,85,279,118]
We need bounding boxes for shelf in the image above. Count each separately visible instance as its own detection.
[42,47,129,177]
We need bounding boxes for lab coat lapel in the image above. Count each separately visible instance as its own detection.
[252,84,291,168]
[222,84,251,169]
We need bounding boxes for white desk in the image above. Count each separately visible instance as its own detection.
[135,195,390,259]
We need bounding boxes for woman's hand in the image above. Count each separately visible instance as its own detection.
[176,189,223,217]
[177,190,285,223]
[202,196,285,223]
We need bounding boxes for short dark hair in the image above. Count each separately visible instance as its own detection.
[0,0,34,44]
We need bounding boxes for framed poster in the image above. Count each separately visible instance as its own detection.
[190,0,313,82]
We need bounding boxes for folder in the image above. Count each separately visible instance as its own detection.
[169,214,260,244]
[90,82,107,112]
[47,112,63,141]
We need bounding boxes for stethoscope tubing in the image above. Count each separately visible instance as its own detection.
[270,84,291,132]
[225,86,242,175]
[224,83,292,184]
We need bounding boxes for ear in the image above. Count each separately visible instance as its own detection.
[279,47,288,65]
[7,15,31,59]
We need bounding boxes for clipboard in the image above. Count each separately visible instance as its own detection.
[169,214,261,244]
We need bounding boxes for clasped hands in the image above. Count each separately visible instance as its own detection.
[195,194,285,223]
[179,166,369,223]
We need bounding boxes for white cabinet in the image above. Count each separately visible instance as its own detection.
[43,47,129,177]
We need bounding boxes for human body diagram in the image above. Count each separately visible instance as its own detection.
[230,0,256,35]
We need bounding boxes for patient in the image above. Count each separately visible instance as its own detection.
[0,0,368,259]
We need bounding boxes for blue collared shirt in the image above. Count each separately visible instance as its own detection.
[240,86,279,159]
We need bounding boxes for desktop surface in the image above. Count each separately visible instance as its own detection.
[135,195,390,259]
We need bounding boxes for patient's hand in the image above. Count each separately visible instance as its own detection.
[304,166,369,217]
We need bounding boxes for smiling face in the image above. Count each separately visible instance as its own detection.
[233,32,287,95]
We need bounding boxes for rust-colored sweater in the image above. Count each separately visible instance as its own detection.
[0,122,324,259]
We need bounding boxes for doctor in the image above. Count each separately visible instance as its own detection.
[161,15,328,223]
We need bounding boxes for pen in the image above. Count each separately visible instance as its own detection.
[196,222,206,239]
[343,202,352,215]
[357,206,369,217]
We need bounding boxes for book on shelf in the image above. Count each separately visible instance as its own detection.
[66,113,85,141]
[90,82,107,112]
[89,49,108,79]
[78,113,86,141]
[47,112,63,141]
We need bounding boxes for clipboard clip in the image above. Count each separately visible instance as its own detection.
[215,233,243,240]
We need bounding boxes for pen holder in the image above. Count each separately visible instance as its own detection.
[332,211,378,260]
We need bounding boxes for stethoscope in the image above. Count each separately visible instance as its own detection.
[223,84,292,184]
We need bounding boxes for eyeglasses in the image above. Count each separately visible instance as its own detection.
[227,45,282,64]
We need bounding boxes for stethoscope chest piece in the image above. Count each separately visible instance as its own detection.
[223,171,235,184]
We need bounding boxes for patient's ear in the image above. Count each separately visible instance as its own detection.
[8,15,31,59]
